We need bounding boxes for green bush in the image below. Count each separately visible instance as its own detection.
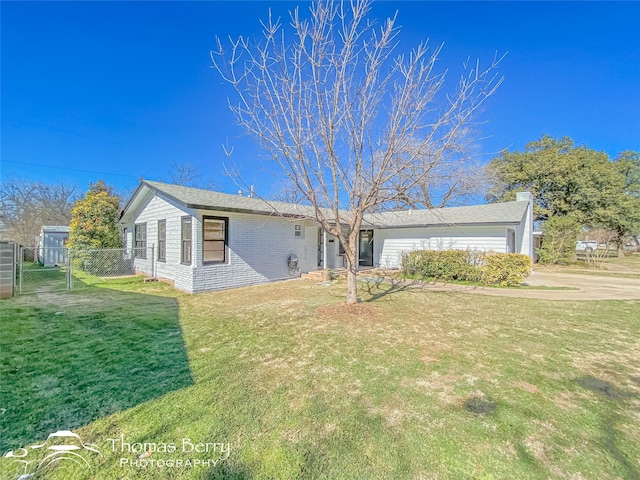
[402,249,479,281]
[402,249,532,287]
[480,253,532,287]
[537,215,580,265]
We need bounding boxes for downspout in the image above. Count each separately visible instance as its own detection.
[323,229,328,270]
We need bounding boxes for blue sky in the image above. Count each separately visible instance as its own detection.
[2,1,639,199]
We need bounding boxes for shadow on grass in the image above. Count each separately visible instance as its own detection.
[205,461,253,479]
[0,284,194,453]
[575,375,640,479]
[358,276,415,302]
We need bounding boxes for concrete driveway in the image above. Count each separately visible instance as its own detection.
[393,270,640,301]
[522,270,640,300]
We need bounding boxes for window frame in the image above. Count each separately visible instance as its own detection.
[134,223,147,259]
[181,216,192,265]
[202,216,229,265]
[157,219,166,262]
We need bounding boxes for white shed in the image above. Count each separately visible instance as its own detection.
[37,226,70,267]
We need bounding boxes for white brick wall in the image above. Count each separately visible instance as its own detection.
[191,210,317,293]
[124,188,534,289]
[123,188,534,288]
[129,192,195,292]
[124,191,318,293]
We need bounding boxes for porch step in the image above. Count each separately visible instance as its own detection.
[301,270,332,281]
[302,267,384,282]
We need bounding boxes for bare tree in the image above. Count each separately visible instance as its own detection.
[168,163,203,187]
[384,146,489,209]
[0,179,78,245]
[165,162,219,190]
[270,179,314,205]
[212,0,503,304]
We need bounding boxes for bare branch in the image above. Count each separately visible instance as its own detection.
[211,0,504,303]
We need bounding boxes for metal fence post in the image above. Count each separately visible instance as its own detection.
[67,248,72,290]
[13,243,18,297]
[18,246,23,295]
[151,245,155,279]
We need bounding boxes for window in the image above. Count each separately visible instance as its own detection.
[203,216,228,264]
[294,224,304,238]
[134,223,146,258]
[181,217,192,264]
[157,220,166,262]
[507,229,516,254]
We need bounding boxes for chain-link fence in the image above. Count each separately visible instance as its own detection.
[17,247,70,294]
[17,246,155,294]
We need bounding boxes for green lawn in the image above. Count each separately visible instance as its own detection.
[1,278,639,479]
[605,252,640,272]
[539,252,640,279]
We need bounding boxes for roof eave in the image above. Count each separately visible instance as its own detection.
[372,220,522,229]
[188,204,311,219]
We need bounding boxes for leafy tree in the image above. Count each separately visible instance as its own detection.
[487,136,603,221]
[212,0,503,304]
[597,151,640,245]
[486,136,640,249]
[68,180,122,250]
[537,215,580,265]
[0,179,78,245]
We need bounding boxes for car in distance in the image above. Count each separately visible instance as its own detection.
[576,241,598,252]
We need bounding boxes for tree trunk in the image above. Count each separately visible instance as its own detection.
[344,230,360,305]
[346,268,358,304]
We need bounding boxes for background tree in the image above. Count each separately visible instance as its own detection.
[168,162,203,187]
[486,136,640,251]
[212,0,503,303]
[164,162,218,190]
[0,179,78,245]
[537,215,580,265]
[271,181,312,205]
[596,151,640,247]
[67,180,122,250]
[388,157,488,209]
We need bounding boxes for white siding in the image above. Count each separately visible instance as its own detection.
[41,232,69,266]
[191,211,317,293]
[374,226,509,269]
[515,192,534,258]
[130,192,196,292]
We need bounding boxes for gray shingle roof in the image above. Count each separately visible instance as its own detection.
[130,181,527,228]
[364,201,528,228]
[142,180,318,218]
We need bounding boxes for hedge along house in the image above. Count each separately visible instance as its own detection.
[120,181,533,293]
[364,191,534,269]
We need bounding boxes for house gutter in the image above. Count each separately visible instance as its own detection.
[368,221,522,229]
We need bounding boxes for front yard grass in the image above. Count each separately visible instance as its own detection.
[1,278,638,479]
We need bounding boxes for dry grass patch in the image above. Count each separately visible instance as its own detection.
[315,302,382,321]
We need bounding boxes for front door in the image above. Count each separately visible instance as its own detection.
[359,230,374,267]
